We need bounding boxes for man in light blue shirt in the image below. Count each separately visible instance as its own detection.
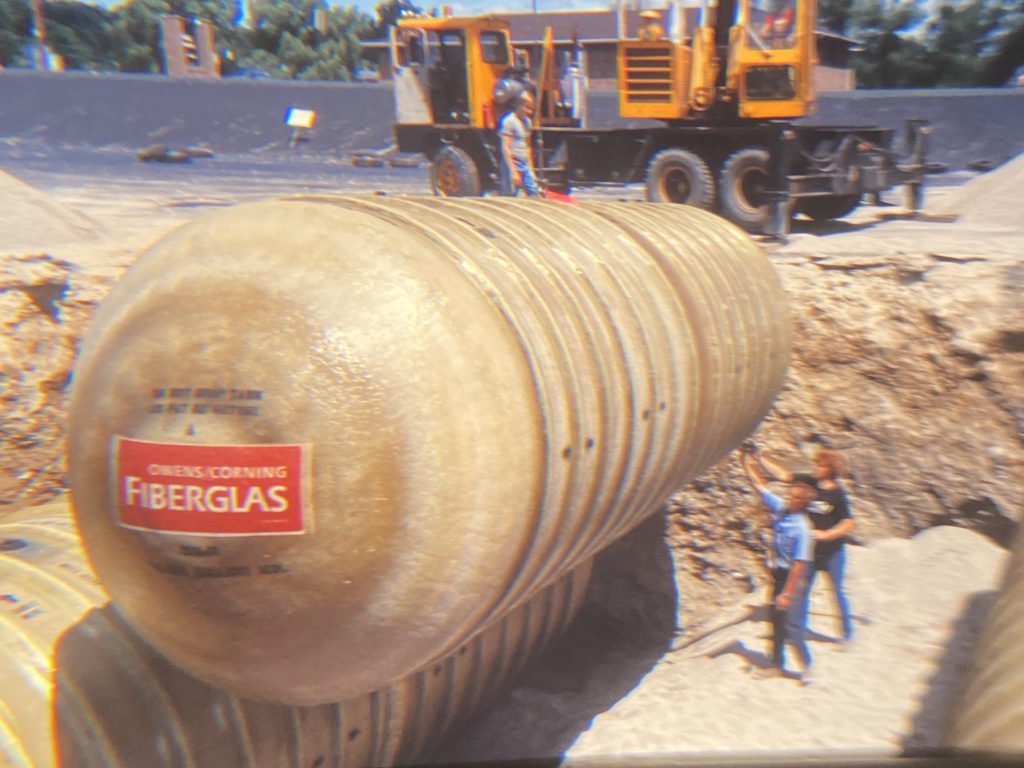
[497,92,541,197]
[742,448,814,683]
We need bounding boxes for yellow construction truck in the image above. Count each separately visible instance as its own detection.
[388,0,929,234]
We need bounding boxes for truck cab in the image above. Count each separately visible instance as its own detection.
[391,13,584,196]
[391,15,515,130]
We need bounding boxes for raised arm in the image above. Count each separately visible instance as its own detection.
[741,450,772,495]
[752,449,795,483]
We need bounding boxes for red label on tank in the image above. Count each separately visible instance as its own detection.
[114,437,311,536]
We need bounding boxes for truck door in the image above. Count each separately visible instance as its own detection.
[730,0,815,119]
[426,29,470,125]
[391,26,432,125]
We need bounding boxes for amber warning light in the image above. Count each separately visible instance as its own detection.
[114,437,311,536]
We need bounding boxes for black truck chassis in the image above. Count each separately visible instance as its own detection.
[394,119,930,235]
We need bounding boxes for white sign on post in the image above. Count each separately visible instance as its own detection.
[285,108,317,129]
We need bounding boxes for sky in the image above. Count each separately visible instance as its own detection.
[87,0,617,19]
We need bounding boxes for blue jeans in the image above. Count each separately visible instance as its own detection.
[771,567,811,672]
[499,157,541,197]
[800,545,853,641]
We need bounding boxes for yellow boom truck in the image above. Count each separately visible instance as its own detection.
[389,0,930,235]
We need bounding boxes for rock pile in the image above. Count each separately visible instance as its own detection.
[0,253,110,507]
[665,154,1024,636]
[0,169,113,509]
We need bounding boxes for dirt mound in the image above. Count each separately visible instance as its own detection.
[0,252,112,510]
[938,152,1024,228]
[0,168,101,252]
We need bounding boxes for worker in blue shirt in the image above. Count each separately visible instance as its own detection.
[741,447,815,684]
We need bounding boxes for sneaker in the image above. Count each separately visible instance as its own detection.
[799,665,813,686]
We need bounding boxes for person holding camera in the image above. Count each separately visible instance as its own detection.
[740,445,815,684]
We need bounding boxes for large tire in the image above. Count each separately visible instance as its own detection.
[645,148,715,209]
[430,145,480,197]
[799,194,862,222]
[719,147,771,233]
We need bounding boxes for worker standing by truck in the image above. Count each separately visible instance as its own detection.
[497,91,541,197]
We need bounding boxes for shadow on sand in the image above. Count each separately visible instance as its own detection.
[901,589,1000,754]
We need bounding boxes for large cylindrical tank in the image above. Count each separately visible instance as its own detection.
[67,196,791,705]
[950,521,1024,750]
[0,499,591,767]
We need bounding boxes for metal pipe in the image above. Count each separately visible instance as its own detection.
[67,196,791,705]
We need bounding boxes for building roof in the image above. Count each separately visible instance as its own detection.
[362,10,861,50]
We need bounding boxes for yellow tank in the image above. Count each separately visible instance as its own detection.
[67,196,791,705]
[0,499,590,766]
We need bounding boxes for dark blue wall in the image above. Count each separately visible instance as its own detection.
[1,71,1022,169]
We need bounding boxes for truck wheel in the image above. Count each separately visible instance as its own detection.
[430,146,480,197]
[645,149,715,209]
[799,194,862,222]
[719,148,770,233]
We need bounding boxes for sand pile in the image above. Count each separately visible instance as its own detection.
[0,171,116,510]
[938,151,1024,229]
[0,168,101,252]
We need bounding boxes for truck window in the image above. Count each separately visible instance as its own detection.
[428,30,466,69]
[748,0,796,50]
[480,31,509,65]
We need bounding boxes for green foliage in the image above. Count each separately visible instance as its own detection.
[844,0,928,88]
[817,0,854,35]
[240,0,372,79]
[1,0,1022,86]
[364,0,422,41]
[0,0,376,79]
[0,0,31,67]
[820,0,1024,89]
[920,0,1006,85]
[42,1,118,70]
[979,1,1024,85]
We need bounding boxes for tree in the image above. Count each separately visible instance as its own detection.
[922,0,1005,86]
[242,0,373,79]
[846,1,929,88]
[817,0,855,36]
[42,1,118,70]
[979,1,1024,85]
[0,0,31,67]
[363,0,422,41]
[820,0,1022,89]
